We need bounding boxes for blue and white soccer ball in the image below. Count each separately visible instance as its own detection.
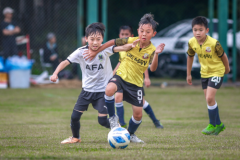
[108,127,130,149]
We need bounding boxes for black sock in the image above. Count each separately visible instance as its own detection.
[70,110,82,139]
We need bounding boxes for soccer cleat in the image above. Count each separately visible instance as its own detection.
[211,123,225,135]
[201,124,216,135]
[121,124,127,129]
[109,115,120,129]
[61,137,81,144]
[154,120,164,129]
[130,134,144,143]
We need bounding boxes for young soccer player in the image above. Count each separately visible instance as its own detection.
[186,16,230,135]
[50,22,139,144]
[113,25,163,129]
[83,14,165,143]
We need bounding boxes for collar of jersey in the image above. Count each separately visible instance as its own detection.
[137,40,152,49]
[195,35,208,46]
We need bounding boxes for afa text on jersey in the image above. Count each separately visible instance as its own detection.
[127,52,148,66]
[86,64,104,71]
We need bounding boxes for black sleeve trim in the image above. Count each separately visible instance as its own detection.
[186,52,194,57]
[112,45,117,54]
[218,51,225,58]
[66,59,72,64]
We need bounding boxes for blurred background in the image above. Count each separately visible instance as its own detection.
[0,0,239,87]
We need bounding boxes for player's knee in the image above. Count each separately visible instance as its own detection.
[206,96,215,105]
[115,95,123,103]
[105,83,117,96]
[98,116,110,128]
[71,110,82,122]
[133,113,142,121]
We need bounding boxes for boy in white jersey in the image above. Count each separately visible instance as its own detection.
[186,16,230,135]
[50,22,138,144]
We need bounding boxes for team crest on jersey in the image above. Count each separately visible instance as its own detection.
[206,47,211,52]
[98,54,103,61]
[142,53,149,59]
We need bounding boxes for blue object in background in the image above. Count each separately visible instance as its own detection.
[5,56,33,72]
[0,57,5,71]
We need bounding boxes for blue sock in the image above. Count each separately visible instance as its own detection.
[207,103,218,126]
[128,116,141,135]
[104,95,115,117]
[215,105,221,125]
[115,102,126,125]
[143,101,158,122]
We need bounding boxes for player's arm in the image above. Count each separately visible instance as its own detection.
[149,43,165,72]
[50,60,70,82]
[83,38,130,60]
[215,41,230,74]
[113,62,121,75]
[113,39,139,52]
[144,69,151,87]
[221,53,230,74]
[186,43,195,85]
[13,26,21,34]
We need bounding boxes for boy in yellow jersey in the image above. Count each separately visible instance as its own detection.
[113,25,163,129]
[186,16,230,135]
[84,13,165,143]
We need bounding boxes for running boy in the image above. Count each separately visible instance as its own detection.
[84,14,165,143]
[113,25,163,129]
[50,22,138,144]
[186,16,230,135]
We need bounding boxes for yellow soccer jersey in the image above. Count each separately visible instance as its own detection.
[115,37,156,87]
[187,35,225,78]
[119,51,127,62]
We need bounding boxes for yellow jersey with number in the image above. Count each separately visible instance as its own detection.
[187,35,225,78]
[115,37,155,87]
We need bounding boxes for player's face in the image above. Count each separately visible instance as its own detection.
[192,24,209,42]
[137,24,156,43]
[5,13,13,19]
[85,33,103,51]
[119,29,133,38]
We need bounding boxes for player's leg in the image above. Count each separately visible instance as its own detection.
[143,97,163,129]
[61,90,90,144]
[128,105,144,143]
[92,92,110,129]
[105,76,122,129]
[115,91,127,127]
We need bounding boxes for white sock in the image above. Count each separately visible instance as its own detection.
[131,116,142,124]
[143,100,149,109]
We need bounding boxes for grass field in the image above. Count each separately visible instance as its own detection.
[0,86,240,160]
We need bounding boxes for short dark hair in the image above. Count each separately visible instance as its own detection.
[85,22,105,37]
[192,16,208,29]
[119,25,133,34]
[138,13,159,31]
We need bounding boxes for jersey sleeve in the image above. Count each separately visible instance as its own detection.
[215,41,224,57]
[149,51,155,64]
[67,49,82,64]
[115,37,129,46]
[103,46,115,57]
[187,43,195,57]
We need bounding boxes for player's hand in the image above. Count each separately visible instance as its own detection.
[155,43,165,54]
[186,75,192,85]
[144,78,151,88]
[225,67,230,74]
[132,39,140,48]
[50,74,58,82]
[83,49,98,61]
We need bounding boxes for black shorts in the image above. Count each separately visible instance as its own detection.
[201,76,223,89]
[109,75,143,107]
[74,89,108,114]
[117,87,145,96]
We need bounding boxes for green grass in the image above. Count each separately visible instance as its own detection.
[0,87,240,160]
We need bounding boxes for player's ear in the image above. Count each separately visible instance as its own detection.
[152,31,157,37]
[85,36,88,42]
[206,28,209,34]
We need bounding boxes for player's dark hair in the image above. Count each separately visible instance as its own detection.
[85,22,105,37]
[192,16,208,29]
[119,25,133,34]
[138,13,159,31]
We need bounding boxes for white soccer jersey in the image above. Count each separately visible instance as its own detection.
[67,46,114,92]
